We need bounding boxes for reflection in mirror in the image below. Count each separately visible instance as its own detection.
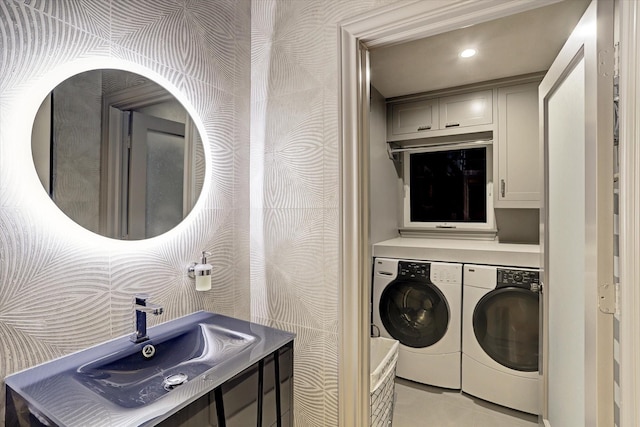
[31,69,204,240]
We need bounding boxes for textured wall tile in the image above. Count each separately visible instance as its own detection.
[111,0,237,90]
[252,318,327,427]
[234,0,251,214]
[233,208,251,320]
[261,90,324,208]
[0,0,407,423]
[263,149,324,209]
[262,209,325,329]
[0,206,111,400]
[233,0,252,97]
[110,44,183,84]
[110,0,189,75]
[16,0,111,40]
[178,73,235,151]
[109,207,236,334]
[0,2,110,96]
[251,0,325,101]
[291,326,328,427]
[323,98,340,209]
[1,0,249,422]
[234,97,251,209]
[249,1,412,424]
[320,30,339,210]
[263,90,324,154]
[177,0,237,90]
[324,331,339,426]
[323,208,339,333]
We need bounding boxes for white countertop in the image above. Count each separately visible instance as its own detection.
[373,237,540,268]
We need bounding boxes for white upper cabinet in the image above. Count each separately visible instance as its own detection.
[387,89,493,141]
[388,98,438,136]
[438,90,493,129]
[495,82,540,208]
[386,79,540,210]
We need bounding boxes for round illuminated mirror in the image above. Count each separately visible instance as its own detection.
[31,69,204,240]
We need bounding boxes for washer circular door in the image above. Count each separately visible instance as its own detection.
[473,288,539,371]
[379,279,450,348]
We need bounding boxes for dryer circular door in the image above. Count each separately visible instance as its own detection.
[473,288,539,371]
[379,279,450,349]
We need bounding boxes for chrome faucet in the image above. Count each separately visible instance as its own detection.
[131,294,163,343]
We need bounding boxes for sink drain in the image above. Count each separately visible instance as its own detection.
[141,344,156,359]
[163,373,188,390]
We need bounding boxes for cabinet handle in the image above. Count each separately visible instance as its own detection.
[445,122,460,128]
[417,125,431,131]
[501,179,506,197]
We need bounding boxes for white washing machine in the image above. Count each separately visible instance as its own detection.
[462,264,540,414]
[372,257,463,389]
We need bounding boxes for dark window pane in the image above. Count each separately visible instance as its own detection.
[410,147,487,223]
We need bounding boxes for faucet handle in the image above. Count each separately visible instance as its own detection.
[134,294,151,305]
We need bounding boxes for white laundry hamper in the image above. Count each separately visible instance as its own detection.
[370,336,399,427]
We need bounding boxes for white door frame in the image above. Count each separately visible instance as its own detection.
[337,1,585,425]
[619,1,640,426]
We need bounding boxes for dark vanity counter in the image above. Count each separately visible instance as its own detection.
[5,311,295,426]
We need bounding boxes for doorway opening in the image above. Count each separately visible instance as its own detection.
[338,1,617,426]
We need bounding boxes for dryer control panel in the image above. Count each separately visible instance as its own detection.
[497,268,540,292]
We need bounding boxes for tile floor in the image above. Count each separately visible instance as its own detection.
[392,378,539,427]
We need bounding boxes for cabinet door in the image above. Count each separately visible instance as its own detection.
[388,98,438,137]
[496,83,539,207]
[438,90,493,129]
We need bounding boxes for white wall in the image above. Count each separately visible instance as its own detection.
[369,85,401,245]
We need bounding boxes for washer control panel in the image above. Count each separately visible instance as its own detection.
[398,261,429,280]
[396,261,462,284]
[497,268,540,292]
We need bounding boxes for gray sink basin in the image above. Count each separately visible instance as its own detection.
[5,311,295,427]
[75,323,256,408]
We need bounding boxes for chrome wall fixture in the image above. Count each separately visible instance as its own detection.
[188,251,212,291]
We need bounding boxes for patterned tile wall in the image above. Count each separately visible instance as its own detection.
[0,0,249,424]
[0,0,405,425]
[249,0,401,425]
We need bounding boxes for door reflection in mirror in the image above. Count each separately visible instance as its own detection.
[31,69,204,240]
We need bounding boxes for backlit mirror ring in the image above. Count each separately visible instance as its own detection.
[24,59,209,242]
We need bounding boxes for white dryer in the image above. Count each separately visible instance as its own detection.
[462,264,540,414]
[372,257,463,389]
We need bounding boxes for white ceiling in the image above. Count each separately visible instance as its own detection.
[369,0,591,99]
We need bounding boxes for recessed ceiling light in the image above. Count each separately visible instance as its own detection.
[460,48,477,58]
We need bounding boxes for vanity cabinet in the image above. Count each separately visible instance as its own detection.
[158,342,293,427]
[4,311,295,427]
[387,89,493,141]
[495,82,540,208]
